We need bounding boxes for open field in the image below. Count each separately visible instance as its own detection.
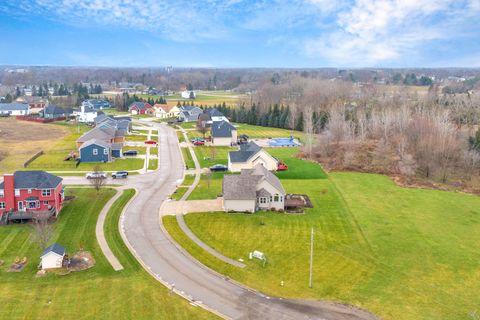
[166,148,480,320]
[234,124,303,140]
[0,118,72,174]
[138,90,242,107]
[0,188,215,319]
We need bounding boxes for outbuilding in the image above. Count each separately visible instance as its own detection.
[40,243,65,270]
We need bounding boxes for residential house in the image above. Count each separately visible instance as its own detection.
[181,90,196,99]
[153,104,180,118]
[205,108,229,123]
[222,164,286,213]
[0,103,29,115]
[128,102,153,115]
[40,243,65,270]
[177,106,203,122]
[73,104,100,123]
[15,96,48,109]
[211,120,237,146]
[41,105,69,119]
[82,99,111,110]
[228,141,278,172]
[78,139,118,162]
[0,171,64,217]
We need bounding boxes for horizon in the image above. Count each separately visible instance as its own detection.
[1,1,479,68]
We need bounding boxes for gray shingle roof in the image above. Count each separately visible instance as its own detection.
[229,141,262,163]
[206,108,224,117]
[77,127,116,143]
[0,171,62,190]
[79,139,111,150]
[44,105,65,115]
[0,103,29,112]
[211,120,236,138]
[42,243,65,257]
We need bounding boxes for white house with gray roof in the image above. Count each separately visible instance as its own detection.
[211,120,237,146]
[222,164,286,213]
[0,103,29,115]
[228,141,278,172]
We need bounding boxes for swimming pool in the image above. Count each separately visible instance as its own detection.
[268,137,301,147]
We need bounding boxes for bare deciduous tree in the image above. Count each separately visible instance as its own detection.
[32,213,53,250]
[89,165,106,192]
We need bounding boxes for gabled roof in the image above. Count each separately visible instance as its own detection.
[0,171,62,190]
[15,96,47,104]
[42,243,65,257]
[77,127,116,143]
[83,99,110,109]
[79,138,111,150]
[0,103,29,112]
[249,164,285,194]
[44,105,65,115]
[129,102,152,110]
[206,108,224,117]
[229,141,262,163]
[211,120,236,138]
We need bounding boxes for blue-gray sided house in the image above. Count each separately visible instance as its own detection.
[78,139,112,163]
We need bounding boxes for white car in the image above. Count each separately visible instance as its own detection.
[85,172,107,179]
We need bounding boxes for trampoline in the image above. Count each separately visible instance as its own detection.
[268,137,301,147]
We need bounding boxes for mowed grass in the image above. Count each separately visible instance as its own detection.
[127,134,152,142]
[148,158,158,170]
[0,188,215,319]
[171,187,189,201]
[167,169,480,319]
[187,173,224,200]
[29,156,144,172]
[267,148,327,179]
[182,148,195,169]
[234,123,304,140]
[193,146,231,168]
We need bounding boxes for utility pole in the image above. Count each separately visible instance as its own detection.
[309,227,313,288]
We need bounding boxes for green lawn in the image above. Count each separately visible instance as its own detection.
[179,122,197,129]
[127,134,151,142]
[150,147,158,155]
[182,148,195,169]
[267,148,327,179]
[0,188,215,319]
[171,187,189,201]
[193,146,231,168]
[148,158,158,171]
[121,146,147,155]
[187,173,224,200]
[176,131,186,143]
[165,168,480,320]
[234,123,303,140]
[182,174,195,186]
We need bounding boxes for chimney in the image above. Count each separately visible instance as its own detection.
[3,174,15,211]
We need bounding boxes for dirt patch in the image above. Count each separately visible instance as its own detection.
[67,250,95,272]
[7,257,28,272]
[0,118,68,142]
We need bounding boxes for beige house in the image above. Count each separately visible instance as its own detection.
[222,164,286,213]
[154,104,180,118]
[228,141,278,172]
[211,121,237,146]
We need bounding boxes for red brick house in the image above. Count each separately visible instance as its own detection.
[128,102,153,115]
[0,171,64,221]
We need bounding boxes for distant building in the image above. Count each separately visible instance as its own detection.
[73,104,99,123]
[0,103,30,115]
[40,105,69,119]
[205,108,228,123]
[128,102,153,115]
[15,96,48,109]
[82,99,111,110]
[211,120,237,146]
[177,106,203,122]
[153,104,180,119]
[181,90,196,99]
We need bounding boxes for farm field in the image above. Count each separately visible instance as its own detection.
[0,188,213,319]
[165,149,480,320]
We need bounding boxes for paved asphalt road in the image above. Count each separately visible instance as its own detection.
[65,121,378,320]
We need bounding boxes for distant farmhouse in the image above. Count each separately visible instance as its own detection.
[211,120,237,146]
[0,103,30,116]
[228,141,278,172]
[177,106,203,122]
[222,164,286,213]
[181,90,196,99]
[40,105,70,119]
[76,115,131,162]
[128,102,153,115]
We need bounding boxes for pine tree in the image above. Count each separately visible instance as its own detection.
[295,112,304,131]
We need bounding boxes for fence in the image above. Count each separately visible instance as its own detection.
[16,115,66,123]
[23,150,44,168]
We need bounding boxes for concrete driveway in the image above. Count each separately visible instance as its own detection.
[160,198,223,216]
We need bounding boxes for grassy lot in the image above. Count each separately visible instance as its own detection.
[126,134,150,142]
[182,148,195,169]
[131,129,150,135]
[166,146,480,319]
[187,173,224,200]
[234,123,303,140]
[177,131,186,143]
[171,187,189,201]
[148,158,158,171]
[194,146,231,168]
[179,122,197,129]
[0,188,215,319]
[182,174,195,186]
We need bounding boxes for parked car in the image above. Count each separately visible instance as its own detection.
[277,160,288,171]
[85,172,107,179]
[193,139,205,146]
[191,137,205,143]
[210,164,228,172]
[123,150,138,156]
[112,171,128,179]
[144,140,157,145]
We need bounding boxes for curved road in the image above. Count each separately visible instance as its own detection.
[115,122,377,320]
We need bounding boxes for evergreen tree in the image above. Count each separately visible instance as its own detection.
[4,93,12,103]
[15,86,22,98]
[295,112,304,131]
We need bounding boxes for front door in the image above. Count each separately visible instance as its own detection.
[18,201,24,211]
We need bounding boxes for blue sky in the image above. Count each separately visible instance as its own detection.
[1,0,479,68]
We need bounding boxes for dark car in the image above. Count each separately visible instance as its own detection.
[210,164,228,172]
[111,171,129,179]
[123,150,138,156]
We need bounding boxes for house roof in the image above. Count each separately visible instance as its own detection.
[249,164,285,194]
[77,127,116,143]
[229,141,262,163]
[42,243,65,257]
[0,103,29,112]
[83,99,110,109]
[256,188,271,198]
[79,138,111,150]
[206,108,224,118]
[44,105,65,115]
[0,171,62,190]
[15,96,47,104]
[211,120,236,138]
[129,102,151,110]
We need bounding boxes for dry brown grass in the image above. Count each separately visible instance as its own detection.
[0,118,69,173]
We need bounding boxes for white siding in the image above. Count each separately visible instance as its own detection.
[229,150,278,172]
[213,137,233,146]
[41,252,64,269]
[223,199,255,213]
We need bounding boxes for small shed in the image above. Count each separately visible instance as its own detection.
[41,243,65,269]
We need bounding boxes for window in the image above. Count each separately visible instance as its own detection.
[259,197,267,204]
[28,201,36,209]
[14,189,20,196]
[0,189,4,197]
[103,148,108,155]
[269,196,272,202]
[42,189,51,197]
[43,201,49,206]
[93,148,98,155]
[274,194,279,202]
[0,202,5,209]
[28,189,32,194]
